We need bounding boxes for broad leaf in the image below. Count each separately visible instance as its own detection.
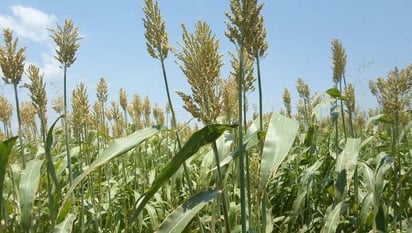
[156,189,221,233]
[20,159,43,230]
[334,138,361,202]
[130,124,237,225]
[258,113,299,196]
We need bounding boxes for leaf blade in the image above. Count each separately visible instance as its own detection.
[156,189,221,233]
[258,113,299,196]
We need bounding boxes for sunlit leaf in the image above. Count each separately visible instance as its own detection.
[156,189,221,233]
[334,138,361,202]
[20,159,43,230]
[130,124,236,225]
[258,113,299,197]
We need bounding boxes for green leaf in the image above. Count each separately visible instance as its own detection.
[58,127,158,218]
[53,214,76,233]
[373,155,393,232]
[0,136,17,216]
[156,189,221,233]
[258,113,299,196]
[326,87,342,99]
[45,116,63,194]
[359,193,373,233]
[290,160,323,224]
[334,138,361,202]
[359,161,374,193]
[130,124,237,225]
[321,202,348,233]
[210,118,260,172]
[20,159,43,230]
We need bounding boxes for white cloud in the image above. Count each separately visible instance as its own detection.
[0,5,57,42]
[40,52,62,80]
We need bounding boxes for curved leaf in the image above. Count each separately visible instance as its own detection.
[20,159,43,230]
[58,127,158,219]
[130,124,237,225]
[156,189,221,233]
[54,213,76,233]
[258,113,299,196]
[210,119,260,172]
[321,202,348,233]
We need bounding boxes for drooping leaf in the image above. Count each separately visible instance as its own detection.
[321,202,348,233]
[258,113,299,197]
[334,138,361,202]
[156,189,221,233]
[58,127,158,218]
[130,124,237,225]
[312,94,335,121]
[364,114,385,130]
[53,213,76,233]
[210,118,260,171]
[20,159,43,230]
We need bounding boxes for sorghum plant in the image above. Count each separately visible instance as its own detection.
[128,93,143,130]
[25,64,48,142]
[20,101,37,141]
[71,82,90,143]
[96,77,109,139]
[119,88,128,132]
[282,88,292,118]
[49,19,81,184]
[0,95,13,137]
[0,28,27,167]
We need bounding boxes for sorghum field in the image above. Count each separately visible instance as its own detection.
[0,0,411,232]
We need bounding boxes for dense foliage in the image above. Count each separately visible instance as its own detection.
[0,0,411,232]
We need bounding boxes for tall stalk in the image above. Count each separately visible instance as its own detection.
[49,19,81,185]
[143,1,205,231]
[237,45,247,232]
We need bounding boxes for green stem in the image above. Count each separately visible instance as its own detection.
[63,65,73,185]
[13,83,25,168]
[160,58,205,232]
[238,45,247,233]
[212,141,231,233]
[256,55,263,131]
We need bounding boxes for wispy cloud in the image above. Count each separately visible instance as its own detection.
[0,5,57,42]
[0,6,63,83]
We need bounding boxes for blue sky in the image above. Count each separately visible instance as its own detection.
[0,0,411,125]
